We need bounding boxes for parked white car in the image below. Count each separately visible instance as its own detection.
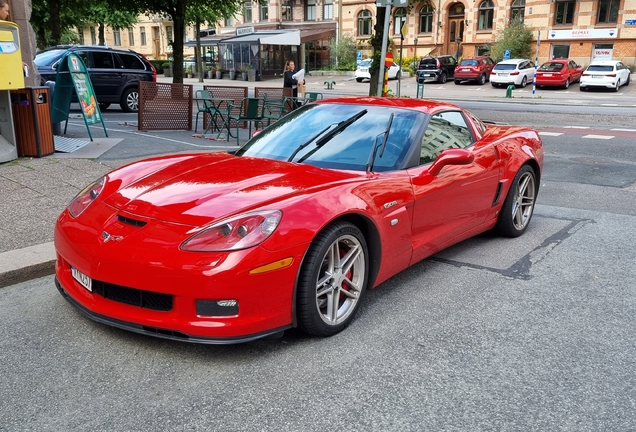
[580,60,631,92]
[490,59,535,88]
[355,59,401,82]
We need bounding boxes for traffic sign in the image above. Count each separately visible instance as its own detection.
[400,22,407,40]
[503,49,511,60]
[626,19,636,26]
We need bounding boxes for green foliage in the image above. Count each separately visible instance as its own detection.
[490,18,533,62]
[329,33,357,69]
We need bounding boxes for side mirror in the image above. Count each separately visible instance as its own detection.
[428,148,474,176]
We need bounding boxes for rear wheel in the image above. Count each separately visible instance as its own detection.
[395,71,401,80]
[518,76,528,88]
[454,79,461,85]
[563,79,570,89]
[297,221,369,337]
[356,78,363,83]
[580,86,586,92]
[478,74,486,85]
[120,87,139,112]
[495,165,537,237]
[98,103,110,111]
[613,80,620,92]
[439,73,447,84]
[625,74,630,86]
[491,82,498,87]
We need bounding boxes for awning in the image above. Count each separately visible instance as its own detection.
[184,35,232,48]
[300,28,336,43]
[221,30,301,46]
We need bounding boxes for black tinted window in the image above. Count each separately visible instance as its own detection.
[117,53,145,70]
[92,52,115,69]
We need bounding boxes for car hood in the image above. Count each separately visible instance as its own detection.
[103,152,362,226]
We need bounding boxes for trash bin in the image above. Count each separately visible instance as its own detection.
[248,69,256,82]
[10,87,55,157]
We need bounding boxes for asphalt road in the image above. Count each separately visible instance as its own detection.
[2,94,636,431]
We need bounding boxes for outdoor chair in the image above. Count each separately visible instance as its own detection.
[261,93,289,126]
[228,97,265,145]
[194,89,211,133]
[305,92,324,103]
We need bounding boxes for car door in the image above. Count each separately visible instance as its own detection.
[88,51,124,103]
[617,62,630,84]
[407,110,501,263]
[569,60,582,81]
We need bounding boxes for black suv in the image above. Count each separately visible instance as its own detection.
[416,55,458,83]
[35,45,156,112]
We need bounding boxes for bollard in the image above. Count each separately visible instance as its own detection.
[505,84,515,98]
[324,80,336,90]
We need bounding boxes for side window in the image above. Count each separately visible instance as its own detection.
[74,51,89,67]
[419,111,474,165]
[118,53,145,70]
[92,52,115,69]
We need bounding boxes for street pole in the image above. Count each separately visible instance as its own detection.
[533,29,540,98]
[377,0,392,97]
[398,22,405,97]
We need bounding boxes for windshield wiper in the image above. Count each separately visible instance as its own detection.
[365,113,394,172]
[287,123,335,163]
[297,109,368,164]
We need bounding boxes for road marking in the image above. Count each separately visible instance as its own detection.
[610,128,636,132]
[601,104,618,106]
[539,132,563,136]
[563,126,590,129]
[582,134,614,140]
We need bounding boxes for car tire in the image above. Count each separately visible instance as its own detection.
[625,74,630,86]
[563,79,570,89]
[395,71,401,80]
[614,80,620,92]
[356,78,363,83]
[439,73,447,84]
[491,82,498,87]
[494,165,537,238]
[478,74,486,85]
[454,79,461,85]
[120,87,139,112]
[518,76,527,88]
[98,103,110,111]
[580,86,586,91]
[296,221,369,337]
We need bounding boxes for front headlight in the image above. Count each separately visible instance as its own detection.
[68,176,105,218]
[181,210,282,252]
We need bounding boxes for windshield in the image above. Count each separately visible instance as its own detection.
[34,49,67,67]
[236,103,423,172]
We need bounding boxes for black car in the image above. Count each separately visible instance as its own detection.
[35,45,156,112]
[416,55,458,83]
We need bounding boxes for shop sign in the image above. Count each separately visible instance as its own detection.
[548,28,618,40]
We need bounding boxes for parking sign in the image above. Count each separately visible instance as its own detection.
[503,50,511,60]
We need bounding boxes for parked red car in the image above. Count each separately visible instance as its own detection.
[536,59,583,89]
[454,56,496,85]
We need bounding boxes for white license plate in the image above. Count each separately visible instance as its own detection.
[592,75,603,78]
[71,266,92,292]
[360,68,368,72]
[462,68,470,72]
[543,73,552,77]
[499,73,509,77]
[426,73,434,77]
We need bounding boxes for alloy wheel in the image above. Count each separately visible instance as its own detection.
[511,171,536,231]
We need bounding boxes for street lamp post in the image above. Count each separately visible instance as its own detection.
[414,36,418,59]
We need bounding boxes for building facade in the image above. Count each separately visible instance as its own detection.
[342,0,636,67]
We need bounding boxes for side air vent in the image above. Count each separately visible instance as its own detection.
[492,181,504,206]
[118,215,147,227]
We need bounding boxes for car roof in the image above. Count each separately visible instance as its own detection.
[315,96,460,115]
[497,58,528,64]
[40,45,141,55]
[588,60,619,65]
[543,59,570,63]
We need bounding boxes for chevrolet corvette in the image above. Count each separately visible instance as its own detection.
[54,97,544,344]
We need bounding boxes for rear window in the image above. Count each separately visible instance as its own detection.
[494,63,517,70]
[540,62,564,71]
[587,65,614,72]
[460,60,479,66]
[419,58,438,68]
[360,60,371,67]
[117,53,146,70]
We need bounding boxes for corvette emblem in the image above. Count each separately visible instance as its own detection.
[102,231,123,242]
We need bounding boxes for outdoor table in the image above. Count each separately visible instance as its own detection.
[195,97,235,139]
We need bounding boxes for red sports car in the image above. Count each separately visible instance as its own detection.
[536,59,583,89]
[54,97,544,344]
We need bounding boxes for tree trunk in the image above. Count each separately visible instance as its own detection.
[196,21,203,83]
[99,23,105,46]
[170,0,187,84]
[48,1,61,45]
[369,6,386,96]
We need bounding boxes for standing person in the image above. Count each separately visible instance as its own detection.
[0,0,29,76]
[283,60,304,109]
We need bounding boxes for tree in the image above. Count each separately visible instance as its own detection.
[490,18,533,62]
[329,33,357,71]
[79,4,140,46]
[368,6,387,97]
[31,0,85,47]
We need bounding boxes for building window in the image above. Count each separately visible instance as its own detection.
[324,0,333,20]
[551,44,570,59]
[128,27,135,46]
[166,26,173,43]
[244,2,253,23]
[90,27,96,45]
[510,0,525,22]
[393,7,407,36]
[260,0,269,21]
[597,0,619,23]
[306,0,316,21]
[419,3,434,33]
[281,0,293,21]
[478,0,494,30]
[113,29,121,46]
[358,10,372,36]
[224,17,235,27]
[555,0,575,25]
[140,27,146,46]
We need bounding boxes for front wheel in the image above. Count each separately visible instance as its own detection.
[495,165,537,237]
[98,103,110,111]
[297,221,369,336]
[120,88,139,112]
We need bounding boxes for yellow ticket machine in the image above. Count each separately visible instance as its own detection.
[0,20,25,90]
[0,20,23,162]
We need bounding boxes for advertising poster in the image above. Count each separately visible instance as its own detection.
[67,54,101,125]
